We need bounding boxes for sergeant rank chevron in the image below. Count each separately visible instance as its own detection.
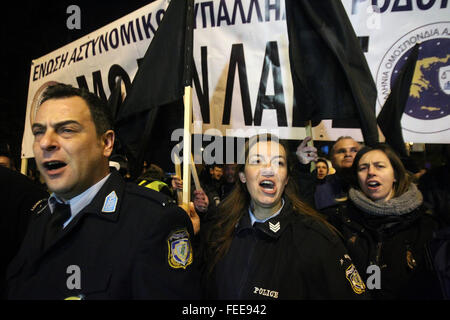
[269,221,280,233]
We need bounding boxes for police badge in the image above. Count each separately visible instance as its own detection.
[345,264,366,295]
[167,229,193,269]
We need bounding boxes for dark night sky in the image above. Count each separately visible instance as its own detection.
[0,1,152,163]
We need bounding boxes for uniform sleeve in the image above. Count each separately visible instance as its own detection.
[131,205,202,299]
[307,228,370,299]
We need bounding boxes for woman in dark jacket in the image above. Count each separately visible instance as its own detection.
[327,143,442,299]
[199,134,368,300]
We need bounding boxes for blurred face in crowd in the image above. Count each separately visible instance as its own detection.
[210,166,223,181]
[239,140,289,219]
[316,161,328,180]
[331,138,361,170]
[32,96,114,200]
[357,149,396,202]
[223,164,237,184]
[0,156,12,169]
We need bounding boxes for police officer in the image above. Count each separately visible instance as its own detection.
[200,134,368,299]
[7,84,201,300]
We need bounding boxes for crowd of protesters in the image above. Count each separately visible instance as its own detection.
[1,84,449,300]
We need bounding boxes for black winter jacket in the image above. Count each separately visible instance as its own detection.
[7,171,201,300]
[328,200,442,299]
[205,199,369,300]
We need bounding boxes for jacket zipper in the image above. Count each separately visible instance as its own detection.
[237,232,258,299]
[375,241,383,265]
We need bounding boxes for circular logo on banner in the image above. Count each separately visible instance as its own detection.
[376,22,450,134]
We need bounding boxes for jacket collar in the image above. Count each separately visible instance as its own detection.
[71,170,126,223]
[236,198,293,239]
[36,171,126,256]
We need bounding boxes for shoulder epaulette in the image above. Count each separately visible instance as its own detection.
[293,213,340,244]
[127,182,177,207]
[31,198,48,215]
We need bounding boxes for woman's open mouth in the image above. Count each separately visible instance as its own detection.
[366,180,381,190]
[259,180,276,194]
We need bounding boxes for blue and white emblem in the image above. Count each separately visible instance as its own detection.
[167,229,193,269]
[439,65,450,95]
[102,191,118,213]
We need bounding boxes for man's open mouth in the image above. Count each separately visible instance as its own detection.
[43,161,67,171]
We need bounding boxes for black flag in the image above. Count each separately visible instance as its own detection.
[377,44,420,158]
[114,0,194,179]
[285,0,378,146]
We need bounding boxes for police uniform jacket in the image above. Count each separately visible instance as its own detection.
[328,200,441,299]
[206,199,368,299]
[7,171,201,300]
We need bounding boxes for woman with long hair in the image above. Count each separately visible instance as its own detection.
[199,134,368,299]
[328,143,441,299]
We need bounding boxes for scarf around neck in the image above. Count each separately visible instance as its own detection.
[348,183,423,216]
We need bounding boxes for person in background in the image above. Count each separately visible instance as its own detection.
[136,163,173,197]
[0,147,14,170]
[203,164,224,208]
[0,166,48,299]
[199,133,368,299]
[109,154,131,181]
[7,83,201,300]
[418,144,450,228]
[327,143,441,299]
[315,158,329,180]
[220,163,238,200]
[418,144,450,298]
[170,173,210,221]
[295,136,362,214]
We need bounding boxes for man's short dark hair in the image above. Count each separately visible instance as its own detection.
[40,83,113,136]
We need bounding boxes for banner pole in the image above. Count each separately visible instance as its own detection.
[182,86,193,210]
[174,155,183,205]
[190,153,201,190]
[20,157,28,176]
[305,121,316,172]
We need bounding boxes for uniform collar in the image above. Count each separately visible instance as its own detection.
[248,198,285,226]
[236,198,292,239]
[78,171,125,223]
[48,173,111,227]
[30,171,125,259]
[54,171,125,229]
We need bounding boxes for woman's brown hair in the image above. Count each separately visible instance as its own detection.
[201,134,338,275]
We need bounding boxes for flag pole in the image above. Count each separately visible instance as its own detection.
[174,149,200,203]
[190,153,201,190]
[174,154,183,205]
[181,85,193,210]
[305,120,316,172]
[181,0,195,211]
[21,158,28,175]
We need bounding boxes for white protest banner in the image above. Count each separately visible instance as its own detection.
[342,0,449,143]
[21,0,169,158]
[21,0,449,159]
